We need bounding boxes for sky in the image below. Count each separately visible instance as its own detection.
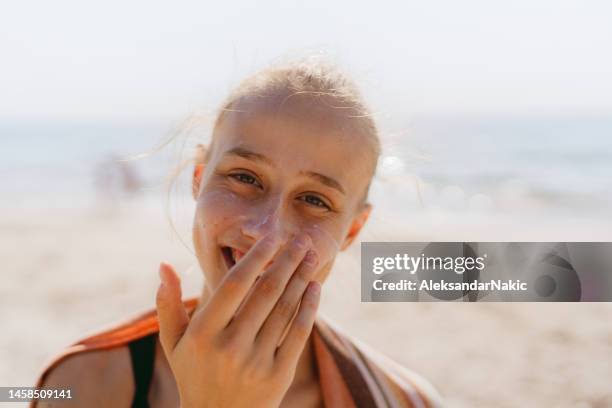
[1,0,611,121]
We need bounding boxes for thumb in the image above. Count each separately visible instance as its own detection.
[156,262,190,354]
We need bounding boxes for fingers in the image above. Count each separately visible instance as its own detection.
[229,233,312,339]
[197,233,283,331]
[156,262,190,354]
[256,249,319,351]
[275,281,321,369]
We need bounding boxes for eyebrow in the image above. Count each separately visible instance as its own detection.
[223,146,346,195]
[299,170,346,195]
[224,147,274,166]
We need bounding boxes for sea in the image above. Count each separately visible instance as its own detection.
[1,114,611,220]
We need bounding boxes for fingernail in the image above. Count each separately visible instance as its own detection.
[308,281,321,295]
[303,250,318,266]
[158,263,168,286]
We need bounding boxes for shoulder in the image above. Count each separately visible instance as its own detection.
[36,346,133,408]
[31,298,199,408]
[358,343,445,408]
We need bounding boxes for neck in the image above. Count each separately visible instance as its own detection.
[196,283,319,387]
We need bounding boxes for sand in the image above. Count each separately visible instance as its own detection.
[2,203,612,408]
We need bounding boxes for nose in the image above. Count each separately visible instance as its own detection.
[240,196,298,242]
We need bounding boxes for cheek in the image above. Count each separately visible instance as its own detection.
[195,190,248,229]
[302,223,342,272]
[194,190,250,255]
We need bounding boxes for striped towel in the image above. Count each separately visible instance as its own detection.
[31,297,444,407]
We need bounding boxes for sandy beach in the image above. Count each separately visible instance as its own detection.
[2,202,612,408]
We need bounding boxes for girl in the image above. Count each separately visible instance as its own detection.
[32,60,443,407]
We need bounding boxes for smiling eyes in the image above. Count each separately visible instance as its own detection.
[300,195,329,208]
[228,172,332,210]
[230,172,260,187]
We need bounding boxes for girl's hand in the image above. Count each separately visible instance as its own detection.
[155,232,321,408]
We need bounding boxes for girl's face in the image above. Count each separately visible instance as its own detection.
[192,96,374,291]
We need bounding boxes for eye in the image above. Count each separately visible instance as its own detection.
[299,194,331,210]
[229,172,262,188]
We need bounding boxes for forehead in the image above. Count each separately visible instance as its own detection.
[211,95,375,200]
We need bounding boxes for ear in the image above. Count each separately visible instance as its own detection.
[192,144,208,200]
[340,203,372,251]
[192,163,205,200]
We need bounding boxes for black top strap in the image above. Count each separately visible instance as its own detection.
[128,333,157,408]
